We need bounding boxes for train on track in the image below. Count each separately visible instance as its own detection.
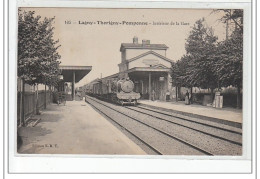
[86,77,141,106]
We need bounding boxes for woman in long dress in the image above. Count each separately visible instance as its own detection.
[185,90,189,105]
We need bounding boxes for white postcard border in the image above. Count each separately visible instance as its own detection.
[8,0,253,174]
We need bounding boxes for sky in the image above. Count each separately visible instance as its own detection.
[21,8,226,87]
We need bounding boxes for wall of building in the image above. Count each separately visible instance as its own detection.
[121,51,126,61]
[128,54,172,69]
[118,63,128,72]
[125,49,166,60]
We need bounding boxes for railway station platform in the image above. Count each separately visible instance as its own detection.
[18,100,146,155]
[138,100,242,128]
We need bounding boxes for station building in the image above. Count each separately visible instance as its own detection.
[118,37,173,101]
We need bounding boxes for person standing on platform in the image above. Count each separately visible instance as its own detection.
[185,90,190,105]
[166,90,170,101]
[151,90,156,101]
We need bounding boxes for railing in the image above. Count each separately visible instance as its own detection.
[17,90,53,126]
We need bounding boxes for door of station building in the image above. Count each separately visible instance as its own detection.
[152,79,161,100]
[152,75,167,101]
[134,79,148,99]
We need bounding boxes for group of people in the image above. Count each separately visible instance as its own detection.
[150,89,191,104]
[151,90,171,101]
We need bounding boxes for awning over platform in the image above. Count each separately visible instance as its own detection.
[60,66,92,82]
[59,65,92,101]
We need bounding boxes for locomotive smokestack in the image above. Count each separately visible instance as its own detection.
[133,36,138,44]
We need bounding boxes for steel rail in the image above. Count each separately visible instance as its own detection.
[85,98,163,155]
[86,96,213,156]
[125,106,242,146]
[137,105,242,135]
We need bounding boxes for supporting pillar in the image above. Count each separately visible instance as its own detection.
[148,72,151,100]
[141,80,143,95]
[166,73,171,101]
[72,71,75,100]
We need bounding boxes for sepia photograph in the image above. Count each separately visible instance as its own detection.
[16,7,244,156]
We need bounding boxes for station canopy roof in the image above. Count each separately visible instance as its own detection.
[60,65,92,83]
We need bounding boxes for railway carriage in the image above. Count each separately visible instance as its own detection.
[89,77,140,106]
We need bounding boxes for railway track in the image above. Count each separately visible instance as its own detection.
[86,96,210,155]
[86,98,163,154]
[85,95,242,155]
[125,106,242,146]
[135,105,242,135]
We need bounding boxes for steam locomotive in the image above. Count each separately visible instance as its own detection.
[86,77,140,106]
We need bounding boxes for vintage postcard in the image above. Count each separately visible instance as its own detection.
[17,7,244,155]
[10,0,253,173]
